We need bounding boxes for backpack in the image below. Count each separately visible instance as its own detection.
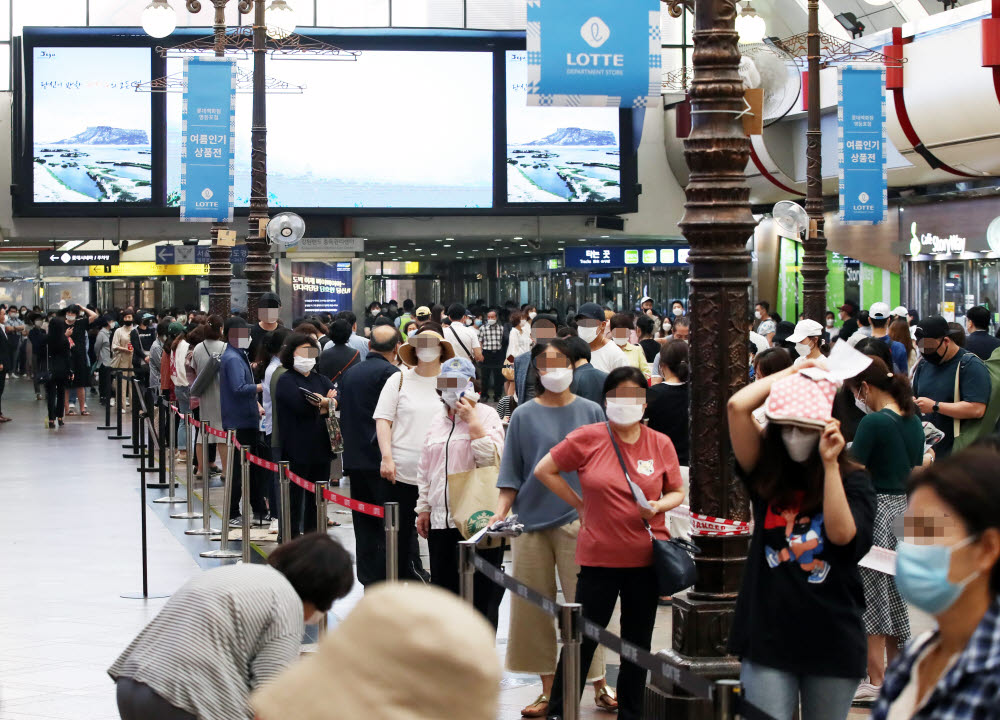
[190,342,224,398]
[952,347,1000,453]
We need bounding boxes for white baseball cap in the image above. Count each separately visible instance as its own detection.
[891,305,908,318]
[787,319,825,343]
[869,302,891,320]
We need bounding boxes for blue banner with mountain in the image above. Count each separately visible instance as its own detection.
[180,57,236,222]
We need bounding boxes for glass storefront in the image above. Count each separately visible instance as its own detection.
[906,258,1000,327]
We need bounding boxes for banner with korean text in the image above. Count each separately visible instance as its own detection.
[180,57,235,222]
[838,65,887,224]
[526,0,661,109]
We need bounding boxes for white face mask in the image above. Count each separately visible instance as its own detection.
[606,401,645,426]
[539,367,573,393]
[441,382,479,409]
[415,346,441,363]
[673,307,683,317]
[577,325,599,343]
[612,336,629,347]
[236,337,250,350]
[34,320,42,327]
[464,318,472,326]
[854,386,872,415]
[781,426,820,463]
[794,342,811,358]
[487,318,497,326]
[293,356,316,374]
[528,311,537,320]
[662,322,671,334]
[65,315,76,324]
[826,318,835,328]
[754,311,762,320]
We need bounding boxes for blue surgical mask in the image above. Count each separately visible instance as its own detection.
[895,535,979,615]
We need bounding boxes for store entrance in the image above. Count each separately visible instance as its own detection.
[95,278,202,312]
[365,276,441,307]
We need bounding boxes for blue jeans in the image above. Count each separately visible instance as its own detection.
[740,660,860,720]
[175,386,190,449]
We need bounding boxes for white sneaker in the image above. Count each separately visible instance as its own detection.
[854,681,881,702]
[110,398,116,407]
[269,518,279,535]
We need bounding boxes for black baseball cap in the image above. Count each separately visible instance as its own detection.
[773,321,796,346]
[259,292,281,309]
[575,302,606,322]
[915,315,949,340]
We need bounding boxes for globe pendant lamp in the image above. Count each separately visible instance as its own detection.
[736,2,767,45]
[265,0,297,40]
[141,0,177,39]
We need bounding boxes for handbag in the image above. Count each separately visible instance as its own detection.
[604,422,699,596]
[190,342,224,398]
[445,421,504,549]
[325,412,344,455]
[37,346,52,384]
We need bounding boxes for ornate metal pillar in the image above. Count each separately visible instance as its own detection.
[241,0,271,323]
[207,0,231,316]
[801,0,828,322]
[649,0,755,715]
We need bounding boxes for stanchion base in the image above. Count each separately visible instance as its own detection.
[186,527,221,536]
[108,434,129,440]
[120,592,170,600]
[139,468,162,474]
[153,496,187,504]
[200,549,241,559]
[145,482,170,489]
[123,453,141,459]
[170,511,203,519]
[97,425,115,431]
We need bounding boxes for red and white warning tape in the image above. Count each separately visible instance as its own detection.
[667,505,752,537]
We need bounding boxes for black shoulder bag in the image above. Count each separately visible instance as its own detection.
[604,422,700,596]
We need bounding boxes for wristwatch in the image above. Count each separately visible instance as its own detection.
[933,402,940,413]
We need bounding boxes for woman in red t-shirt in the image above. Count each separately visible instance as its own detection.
[534,366,685,720]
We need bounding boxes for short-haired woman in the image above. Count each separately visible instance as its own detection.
[110,533,354,720]
[274,332,336,538]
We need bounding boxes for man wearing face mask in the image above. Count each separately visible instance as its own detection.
[111,309,136,413]
[576,302,626,374]
[248,292,282,366]
[912,315,991,458]
[219,316,269,527]
[478,308,505,404]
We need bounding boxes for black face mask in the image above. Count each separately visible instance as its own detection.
[922,342,945,365]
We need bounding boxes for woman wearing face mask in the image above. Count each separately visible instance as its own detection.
[868,449,1000,719]
[495,338,616,717]
[110,310,136,414]
[536,366,684,720]
[843,356,925,700]
[787,319,828,365]
[826,311,837,332]
[375,324,455,581]
[274,332,336,538]
[40,316,73,428]
[726,360,876,720]
[506,310,532,362]
[608,313,651,380]
[415,357,507,626]
[524,305,538,322]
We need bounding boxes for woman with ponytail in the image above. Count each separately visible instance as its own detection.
[644,339,690,466]
[844,354,925,700]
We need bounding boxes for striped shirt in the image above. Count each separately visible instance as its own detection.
[108,564,304,720]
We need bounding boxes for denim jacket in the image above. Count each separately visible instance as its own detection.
[219,344,259,430]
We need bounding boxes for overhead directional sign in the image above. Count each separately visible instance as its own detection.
[40,250,120,267]
[156,245,246,265]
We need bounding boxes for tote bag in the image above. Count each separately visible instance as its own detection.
[447,447,504,549]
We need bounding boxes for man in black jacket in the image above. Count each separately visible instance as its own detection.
[337,324,401,586]
[965,305,1000,361]
[837,300,861,343]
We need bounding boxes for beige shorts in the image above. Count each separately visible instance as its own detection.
[504,520,605,680]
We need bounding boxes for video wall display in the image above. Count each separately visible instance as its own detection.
[32,47,152,203]
[505,51,621,204]
[166,51,495,209]
[291,261,354,318]
[17,29,636,216]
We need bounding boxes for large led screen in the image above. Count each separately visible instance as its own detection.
[166,51,494,209]
[505,51,621,204]
[32,47,152,203]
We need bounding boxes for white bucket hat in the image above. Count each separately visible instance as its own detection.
[252,584,502,720]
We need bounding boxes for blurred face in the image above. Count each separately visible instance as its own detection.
[228,327,250,349]
[537,345,572,375]
[672,323,690,342]
[260,308,279,323]
[605,381,648,426]
[530,320,557,345]
[901,487,983,586]
[293,343,319,359]
[611,326,630,346]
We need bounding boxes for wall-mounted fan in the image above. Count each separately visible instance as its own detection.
[739,43,802,127]
[266,212,306,247]
[773,200,809,239]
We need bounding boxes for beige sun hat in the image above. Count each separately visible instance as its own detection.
[396,324,455,367]
[252,584,501,720]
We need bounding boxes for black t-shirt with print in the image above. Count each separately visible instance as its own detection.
[729,468,876,678]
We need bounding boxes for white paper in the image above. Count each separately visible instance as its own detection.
[798,341,872,384]
[628,479,653,510]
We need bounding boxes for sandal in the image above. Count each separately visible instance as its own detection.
[521,694,549,718]
[80,410,91,416]
[67,407,76,415]
[595,685,618,712]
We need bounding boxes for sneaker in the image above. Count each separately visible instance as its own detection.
[268,518,279,535]
[35,393,42,401]
[854,681,881,702]
[110,398,116,408]
[411,563,431,584]
[229,516,243,528]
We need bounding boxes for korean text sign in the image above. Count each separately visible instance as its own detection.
[527,0,661,109]
[291,262,354,318]
[181,57,235,222]
[838,66,886,224]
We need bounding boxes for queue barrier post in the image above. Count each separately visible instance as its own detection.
[97,372,114,431]
[171,412,203,520]
[384,501,399,583]
[124,374,141,456]
[187,420,219,535]
[714,679,741,720]
[240,447,252,564]
[155,400,183,504]
[201,430,240,559]
[279,461,291,544]
[133,381,163,482]
[458,540,476,605]
[558,603,582,720]
[107,371,128,440]
[315,479,330,637]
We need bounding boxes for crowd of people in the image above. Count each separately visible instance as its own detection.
[3,292,1000,720]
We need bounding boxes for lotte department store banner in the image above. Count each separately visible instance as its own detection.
[838,65,887,224]
[180,57,236,222]
[526,0,661,109]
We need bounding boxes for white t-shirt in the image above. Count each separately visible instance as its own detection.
[590,340,628,373]
[171,339,189,387]
[445,323,481,361]
[748,330,769,354]
[372,367,442,486]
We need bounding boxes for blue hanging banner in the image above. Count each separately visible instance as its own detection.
[180,57,235,223]
[527,0,661,109]
[838,65,887,224]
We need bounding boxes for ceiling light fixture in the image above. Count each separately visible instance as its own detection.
[736,0,766,44]
[141,0,177,39]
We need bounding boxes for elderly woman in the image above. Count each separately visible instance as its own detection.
[415,357,506,627]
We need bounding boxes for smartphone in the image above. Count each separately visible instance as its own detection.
[300,387,323,402]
